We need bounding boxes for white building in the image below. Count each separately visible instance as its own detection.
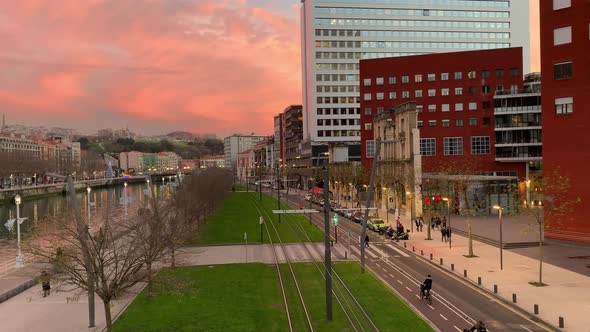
[300,0,530,146]
[223,134,266,170]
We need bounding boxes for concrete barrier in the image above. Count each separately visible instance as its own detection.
[534,304,539,315]
[512,293,517,303]
[494,284,498,293]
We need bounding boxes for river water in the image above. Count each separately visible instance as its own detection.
[0,182,163,240]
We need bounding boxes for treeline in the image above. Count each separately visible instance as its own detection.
[77,137,224,159]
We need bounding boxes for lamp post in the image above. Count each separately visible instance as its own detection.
[407,191,414,233]
[259,216,264,244]
[124,182,128,219]
[525,179,531,207]
[443,197,451,249]
[15,194,26,268]
[86,186,91,223]
[383,188,389,225]
[162,176,165,186]
[493,205,504,270]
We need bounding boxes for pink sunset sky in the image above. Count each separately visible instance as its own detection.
[0,0,540,137]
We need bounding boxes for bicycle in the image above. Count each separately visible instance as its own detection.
[419,285,432,305]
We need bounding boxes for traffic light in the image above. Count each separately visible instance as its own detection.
[333,215,339,225]
[435,195,441,201]
[424,197,431,203]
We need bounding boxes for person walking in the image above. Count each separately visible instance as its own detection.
[365,234,370,248]
[418,217,424,231]
[40,270,51,297]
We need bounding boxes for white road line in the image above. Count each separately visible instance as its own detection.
[397,279,403,285]
[386,244,411,257]
[389,274,395,279]
[520,324,533,332]
[375,263,381,268]
[405,286,412,292]
[440,314,448,321]
[428,304,435,311]
[453,326,462,332]
[366,249,378,258]
[372,247,388,257]
[415,294,420,299]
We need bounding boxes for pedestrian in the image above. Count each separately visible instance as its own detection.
[365,234,370,248]
[441,226,447,242]
[415,218,419,231]
[418,217,424,231]
[431,217,435,230]
[41,270,51,297]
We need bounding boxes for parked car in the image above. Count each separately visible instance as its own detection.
[352,212,364,223]
[367,218,388,233]
[344,211,353,219]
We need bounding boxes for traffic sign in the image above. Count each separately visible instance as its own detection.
[332,215,338,224]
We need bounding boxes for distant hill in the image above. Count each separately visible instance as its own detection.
[166,131,194,141]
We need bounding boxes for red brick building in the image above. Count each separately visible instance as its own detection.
[540,0,590,242]
[360,48,525,179]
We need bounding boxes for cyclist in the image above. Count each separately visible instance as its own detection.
[420,275,432,299]
[464,321,487,332]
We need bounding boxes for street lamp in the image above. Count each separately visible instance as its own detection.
[525,179,531,207]
[383,187,389,225]
[123,182,128,219]
[14,194,26,268]
[493,205,504,270]
[442,197,451,248]
[406,191,414,233]
[86,186,91,223]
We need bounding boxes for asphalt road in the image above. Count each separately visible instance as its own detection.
[267,189,555,332]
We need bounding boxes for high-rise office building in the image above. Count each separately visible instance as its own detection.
[301,0,530,152]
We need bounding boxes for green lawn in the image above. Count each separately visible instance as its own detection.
[193,192,324,245]
[113,262,433,332]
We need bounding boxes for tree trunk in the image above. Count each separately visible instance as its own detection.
[103,300,112,332]
[147,262,153,295]
[170,247,176,268]
[539,222,543,284]
[467,218,474,257]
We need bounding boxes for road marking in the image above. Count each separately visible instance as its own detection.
[375,263,381,268]
[520,324,533,332]
[366,249,377,258]
[440,314,448,321]
[372,246,388,257]
[415,294,420,299]
[386,244,410,257]
[397,280,403,285]
[389,274,395,279]
[405,286,412,292]
[453,326,462,332]
[428,304,435,310]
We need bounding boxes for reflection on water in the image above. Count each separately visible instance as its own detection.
[0,183,163,239]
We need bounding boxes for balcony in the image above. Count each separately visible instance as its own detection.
[494,121,542,130]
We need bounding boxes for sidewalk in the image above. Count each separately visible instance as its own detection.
[388,211,590,332]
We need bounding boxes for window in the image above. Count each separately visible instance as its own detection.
[415,90,423,98]
[482,70,490,79]
[376,92,384,100]
[376,77,384,85]
[420,138,436,156]
[555,97,573,114]
[416,105,424,113]
[363,78,372,86]
[428,73,436,82]
[441,88,450,96]
[510,68,519,77]
[454,72,462,80]
[415,74,423,83]
[471,136,490,155]
[554,26,572,45]
[364,108,372,115]
[553,0,571,10]
[456,119,464,127]
[428,104,436,112]
[364,123,373,131]
[428,120,437,127]
[496,85,504,93]
[389,91,397,99]
[510,84,518,93]
[482,85,490,94]
[469,118,477,126]
[455,87,463,96]
[364,93,372,101]
[441,73,449,81]
[442,104,450,112]
[469,86,477,95]
[428,89,436,97]
[469,102,477,110]
[467,70,476,79]
[388,76,397,84]
[496,69,504,77]
[402,75,409,83]
[444,137,463,155]
[366,140,375,158]
[455,103,464,111]
[402,91,410,98]
[442,119,450,127]
[554,62,573,80]
[417,120,424,128]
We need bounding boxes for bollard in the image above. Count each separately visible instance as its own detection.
[412,246,415,252]
[464,269,467,277]
[404,242,407,248]
[331,240,334,247]
[534,304,539,315]
[559,317,564,328]
[512,293,517,303]
[440,258,443,265]
[451,264,454,271]
[494,284,498,293]
[478,277,481,285]
[345,251,348,259]
[421,249,424,256]
[430,253,433,260]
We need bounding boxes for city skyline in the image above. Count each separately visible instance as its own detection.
[0,0,539,137]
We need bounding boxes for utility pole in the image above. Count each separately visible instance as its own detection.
[360,137,381,274]
[323,165,333,321]
[258,167,262,201]
[276,163,281,223]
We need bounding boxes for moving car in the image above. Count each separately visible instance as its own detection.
[367,218,388,233]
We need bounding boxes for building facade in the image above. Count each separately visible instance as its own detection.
[283,105,304,167]
[540,0,590,242]
[223,134,266,171]
[199,155,225,169]
[301,0,530,148]
[273,114,284,166]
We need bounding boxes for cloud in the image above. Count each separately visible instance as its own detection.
[0,0,301,136]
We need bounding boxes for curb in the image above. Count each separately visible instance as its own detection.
[393,240,561,332]
[0,278,37,304]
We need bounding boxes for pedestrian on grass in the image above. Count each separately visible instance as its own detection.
[41,270,51,297]
[365,234,370,248]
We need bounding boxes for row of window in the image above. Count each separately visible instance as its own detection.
[318,96,360,104]
[363,85,517,101]
[317,130,360,137]
[364,68,518,86]
[314,7,510,19]
[314,28,510,40]
[317,0,509,7]
[316,107,360,115]
[316,62,360,71]
[317,85,360,93]
[315,18,511,30]
[364,117,489,132]
[419,136,490,156]
[317,119,360,126]
[316,51,423,59]
[315,40,510,49]
[364,101,491,115]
